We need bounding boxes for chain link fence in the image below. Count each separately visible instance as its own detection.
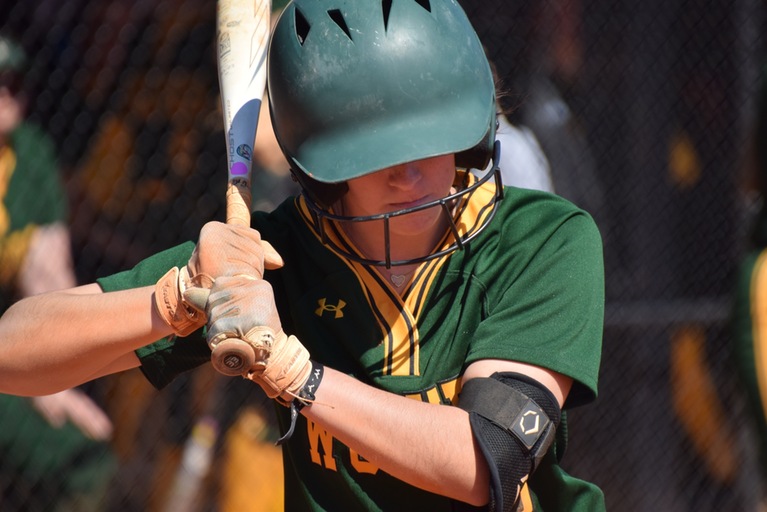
[1,0,766,510]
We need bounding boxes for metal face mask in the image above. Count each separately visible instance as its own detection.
[304,143,504,267]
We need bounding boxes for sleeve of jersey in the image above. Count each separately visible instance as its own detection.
[96,241,211,390]
[467,211,605,408]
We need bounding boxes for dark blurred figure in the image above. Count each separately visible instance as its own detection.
[461,0,606,228]
[462,1,759,511]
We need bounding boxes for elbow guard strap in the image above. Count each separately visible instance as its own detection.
[458,372,561,512]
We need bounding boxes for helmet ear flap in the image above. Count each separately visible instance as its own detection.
[455,115,498,171]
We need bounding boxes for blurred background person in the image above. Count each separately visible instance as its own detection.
[0,33,116,512]
[463,1,758,510]
[471,56,555,194]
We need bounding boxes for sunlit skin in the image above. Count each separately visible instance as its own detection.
[337,154,457,266]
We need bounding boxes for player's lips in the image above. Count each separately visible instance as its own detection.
[388,195,431,209]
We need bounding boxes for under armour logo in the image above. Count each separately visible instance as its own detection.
[315,298,346,319]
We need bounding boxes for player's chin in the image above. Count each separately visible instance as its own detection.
[390,208,446,238]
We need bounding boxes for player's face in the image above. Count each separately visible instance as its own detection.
[340,154,457,238]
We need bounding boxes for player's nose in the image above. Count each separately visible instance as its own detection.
[387,163,422,190]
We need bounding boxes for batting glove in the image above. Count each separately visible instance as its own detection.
[153,221,284,337]
[205,276,313,404]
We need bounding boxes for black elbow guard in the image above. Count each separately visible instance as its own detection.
[458,372,561,512]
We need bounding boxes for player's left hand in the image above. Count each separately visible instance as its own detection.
[155,222,284,337]
[205,275,312,403]
[188,221,282,282]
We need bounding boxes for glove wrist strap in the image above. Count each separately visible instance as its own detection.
[277,360,324,445]
[153,267,206,337]
[295,360,324,410]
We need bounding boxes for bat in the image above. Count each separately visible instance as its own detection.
[218,0,271,228]
[210,0,273,377]
[164,3,272,509]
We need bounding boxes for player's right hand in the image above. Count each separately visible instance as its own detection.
[205,275,312,403]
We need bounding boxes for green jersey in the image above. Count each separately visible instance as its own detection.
[99,180,605,511]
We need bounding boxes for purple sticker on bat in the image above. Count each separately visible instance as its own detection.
[231,162,248,176]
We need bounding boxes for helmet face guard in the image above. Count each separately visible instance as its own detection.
[304,142,505,267]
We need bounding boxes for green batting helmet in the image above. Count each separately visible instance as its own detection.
[267,0,496,192]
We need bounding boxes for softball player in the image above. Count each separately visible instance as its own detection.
[0,1,605,510]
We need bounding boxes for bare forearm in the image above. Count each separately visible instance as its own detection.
[302,367,490,506]
[0,283,171,395]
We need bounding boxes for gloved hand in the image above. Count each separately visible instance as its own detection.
[154,222,284,337]
[188,221,284,282]
[205,275,312,404]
